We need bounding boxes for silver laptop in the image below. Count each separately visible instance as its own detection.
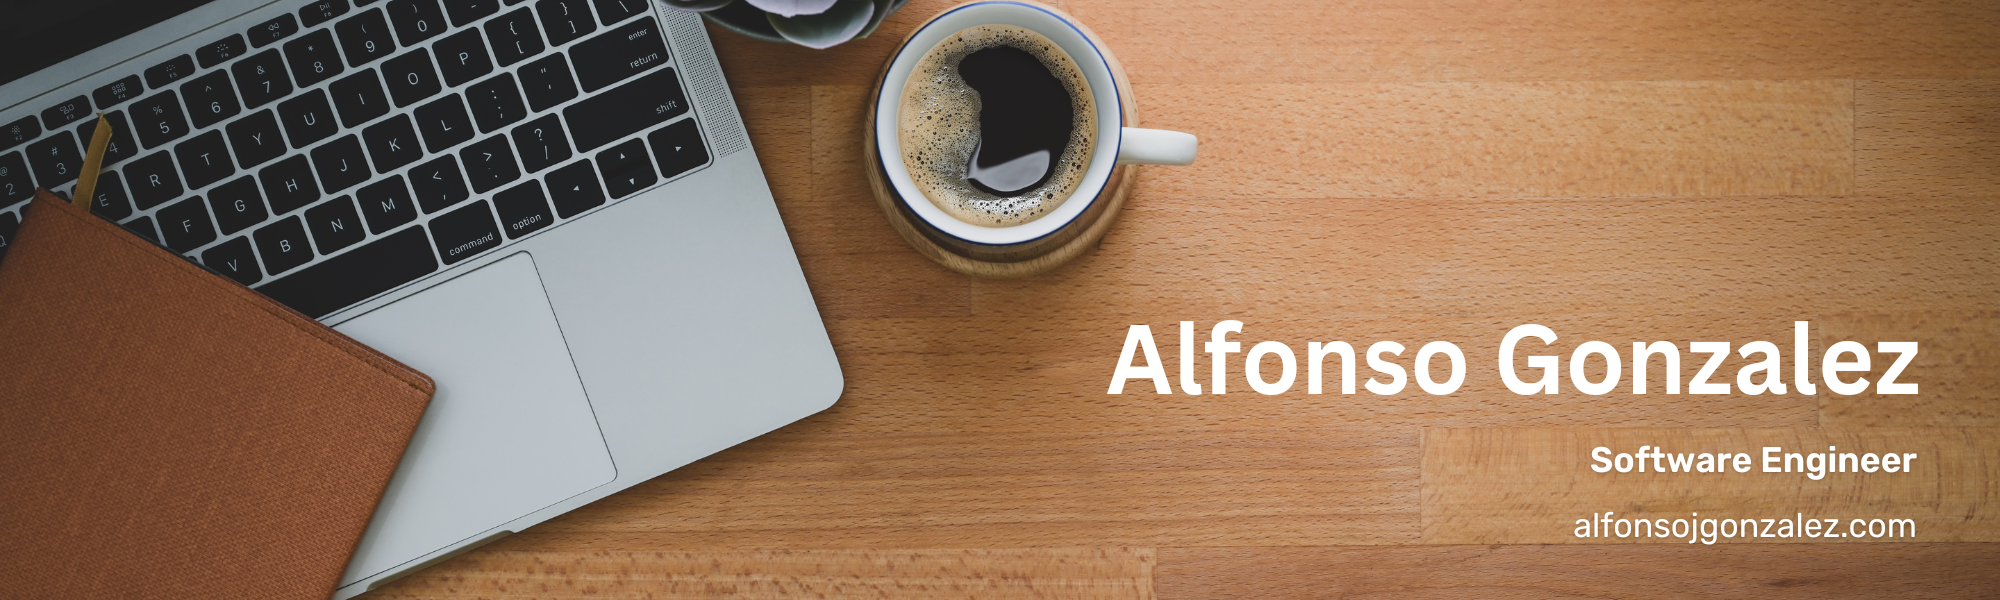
[0,0,842,594]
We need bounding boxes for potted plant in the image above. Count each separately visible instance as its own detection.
[662,0,913,49]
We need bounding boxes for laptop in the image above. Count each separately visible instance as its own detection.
[0,0,842,595]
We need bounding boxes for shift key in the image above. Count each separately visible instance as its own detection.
[569,17,668,92]
[562,68,687,151]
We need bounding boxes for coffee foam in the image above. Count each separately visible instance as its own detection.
[897,25,1096,228]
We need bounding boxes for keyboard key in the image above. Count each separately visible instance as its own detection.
[181,71,242,130]
[248,13,301,48]
[233,50,294,109]
[173,130,236,189]
[328,69,392,127]
[509,114,569,174]
[27,132,83,187]
[516,54,577,112]
[647,117,708,179]
[196,34,248,68]
[362,114,423,171]
[284,29,346,88]
[89,171,134,220]
[305,195,367,253]
[334,8,398,67]
[124,215,161,242]
[563,68,686,151]
[256,226,436,317]
[443,0,499,26]
[311,134,372,192]
[225,110,287,168]
[595,138,653,198]
[300,0,351,27]
[484,8,545,67]
[413,94,475,152]
[381,49,442,107]
[465,72,527,132]
[92,75,146,109]
[201,236,263,284]
[591,0,643,26]
[0,211,16,260]
[157,195,219,252]
[42,95,91,128]
[429,199,500,264]
[0,152,32,204]
[536,0,595,46]
[409,155,469,212]
[1,116,39,151]
[433,29,493,87]
[388,0,448,45]
[278,89,340,147]
[544,159,602,218]
[459,135,519,193]
[356,175,417,233]
[144,55,195,89]
[125,151,185,209]
[74,111,137,168]
[492,180,551,238]
[570,18,666,92]
[253,216,315,274]
[132,91,191,149]
[260,154,322,214]
[207,176,269,235]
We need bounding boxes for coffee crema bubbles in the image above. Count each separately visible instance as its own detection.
[898,25,1097,228]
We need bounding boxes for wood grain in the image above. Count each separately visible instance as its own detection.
[1133,81,1854,199]
[1070,0,2000,84]
[708,0,2000,87]
[1157,544,2000,599]
[1819,312,2000,427]
[369,542,1154,599]
[531,425,1419,546]
[1422,428,2000,544]
[1856,80,2000,197]
[363,1,1998,596]
[971,196,2000,318]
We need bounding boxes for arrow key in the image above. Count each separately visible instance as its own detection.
[544,159,603,218]
[646,118,707,181]
[594,138,653,199]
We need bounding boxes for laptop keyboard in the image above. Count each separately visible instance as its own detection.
[0,0,711,318]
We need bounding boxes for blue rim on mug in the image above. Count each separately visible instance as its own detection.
[870,1,1124,250]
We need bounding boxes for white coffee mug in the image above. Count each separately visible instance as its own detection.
[866,1,1196,276]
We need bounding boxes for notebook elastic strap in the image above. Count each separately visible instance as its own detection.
[71,113,112,210]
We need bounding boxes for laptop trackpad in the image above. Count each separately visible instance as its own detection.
[332,253,615,586]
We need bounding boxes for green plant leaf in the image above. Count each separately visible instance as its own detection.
[744,0,838,17]
[766,0,874,49]
[704,1,787,42]
[855,0,905,39]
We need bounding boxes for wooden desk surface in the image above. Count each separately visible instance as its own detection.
[373,1,2000,597]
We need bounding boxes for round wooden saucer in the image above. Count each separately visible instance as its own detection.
[861,1,1141,279]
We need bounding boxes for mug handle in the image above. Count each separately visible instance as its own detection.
[1116,128,1199,165]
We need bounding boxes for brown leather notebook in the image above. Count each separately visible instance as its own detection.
[0,191,435,599]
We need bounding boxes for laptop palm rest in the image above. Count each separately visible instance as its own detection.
[331,252,615,586]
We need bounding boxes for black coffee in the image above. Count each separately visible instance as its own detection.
[898,25,1097,228]
[958,45,1073,195]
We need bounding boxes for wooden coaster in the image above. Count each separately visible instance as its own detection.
[863,1,1141,279]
